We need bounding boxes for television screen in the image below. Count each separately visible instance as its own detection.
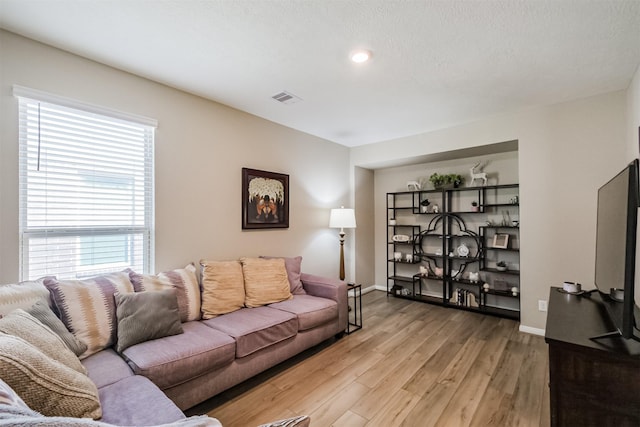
[594,159,639,340]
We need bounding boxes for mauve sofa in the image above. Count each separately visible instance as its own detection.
[88,272,347,416]
[1,268,347,426]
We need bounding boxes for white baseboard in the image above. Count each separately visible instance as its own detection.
[519,325,545,336]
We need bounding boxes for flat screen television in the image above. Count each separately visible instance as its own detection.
[594,158,640,341]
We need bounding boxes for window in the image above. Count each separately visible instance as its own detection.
[16,87,155,280]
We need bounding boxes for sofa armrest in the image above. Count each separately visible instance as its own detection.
[300,273,347,334]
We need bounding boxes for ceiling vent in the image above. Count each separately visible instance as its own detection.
[272,91,302,105]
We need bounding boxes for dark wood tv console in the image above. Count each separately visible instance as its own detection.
[545,287,640,426]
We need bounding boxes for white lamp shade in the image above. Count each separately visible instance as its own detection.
[329,207,356,229]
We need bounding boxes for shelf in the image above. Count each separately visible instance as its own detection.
[483,288,520,299]
[482,203,519,208]
[485,247,520,252]
[388,206,416,211]
[387,184,520,320]
[452,277,483,286]
[448,210,484,214]
[482,267,520,276]
[388,275,415,283]
[416,274,444,281]
[420,253,444,259]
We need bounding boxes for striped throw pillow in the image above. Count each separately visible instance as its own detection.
[0,278,52,316]
[44,272,134,359]
[128,263,201,322]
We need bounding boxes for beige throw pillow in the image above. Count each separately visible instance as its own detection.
[200,260,245,319]
[0,309,86,375]
[0,277,51,316]
[240,257,292,308]
[0,333,102,419]
[128,263,201,322]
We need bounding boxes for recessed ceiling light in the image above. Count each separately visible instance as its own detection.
[350,49,372,63]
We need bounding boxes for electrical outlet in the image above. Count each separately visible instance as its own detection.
[538,300,548,312]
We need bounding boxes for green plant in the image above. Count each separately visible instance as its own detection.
[471,201,478,207]
[430,173,465,188]
[429,173,446,188]
[496,261,507,267]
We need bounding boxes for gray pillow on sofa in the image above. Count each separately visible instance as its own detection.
[26,300,88,356]
[115,289,184,353]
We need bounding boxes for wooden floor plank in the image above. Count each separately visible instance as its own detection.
[194,291,550,427]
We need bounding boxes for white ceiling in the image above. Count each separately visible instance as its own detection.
[1,0,639,147]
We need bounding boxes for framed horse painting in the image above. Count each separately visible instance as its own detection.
[242,168,289,229]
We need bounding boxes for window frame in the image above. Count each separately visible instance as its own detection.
[15,86,156,280]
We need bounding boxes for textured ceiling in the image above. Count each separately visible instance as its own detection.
[1,0,639,147]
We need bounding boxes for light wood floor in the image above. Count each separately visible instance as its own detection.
[189,290,550,427]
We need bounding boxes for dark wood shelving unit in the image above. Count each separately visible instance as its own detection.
[387,184,520,320]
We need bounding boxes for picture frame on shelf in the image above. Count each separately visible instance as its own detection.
[242,168,289,229]
[492,234,509,249]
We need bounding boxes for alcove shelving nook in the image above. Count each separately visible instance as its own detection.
[386,184,520,320]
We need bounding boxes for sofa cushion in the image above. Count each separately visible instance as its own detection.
[115,289,184,353]
[25,300,88,356]
[0,309,86,374]
[202,306,297,358]
[128,264,201,322]
[122,321,236,390]
[44,272,134,358]
[200,260,245,318]
[260,256,306,295]
[82,348,134,389]
[268,295,338,331]
[0,332,102,419]
[240,257,292,308]
[98,375,186,426]
[0,277,51,316]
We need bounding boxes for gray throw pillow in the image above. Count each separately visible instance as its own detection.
[115,289,183,353]
[26,300,88,357]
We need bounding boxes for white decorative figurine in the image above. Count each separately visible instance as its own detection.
[470,162,488,186]
[406,181,421,191]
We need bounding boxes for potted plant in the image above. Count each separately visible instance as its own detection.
[471,201,479,212]
[496,261,507,272]
[447,174,465,188]
[429,173,446,189]
[429,173,465,189]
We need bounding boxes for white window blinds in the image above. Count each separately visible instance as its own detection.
[17,91,155,280]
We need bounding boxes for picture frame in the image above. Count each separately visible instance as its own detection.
[242,168,289,229]
[493,234,509,249]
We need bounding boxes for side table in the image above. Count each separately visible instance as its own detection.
[346,283,362,334]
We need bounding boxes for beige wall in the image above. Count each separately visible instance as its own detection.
[353,90,628,332]
[354,166,375,287]
[627,65,640,159]
[0,30,351,283]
